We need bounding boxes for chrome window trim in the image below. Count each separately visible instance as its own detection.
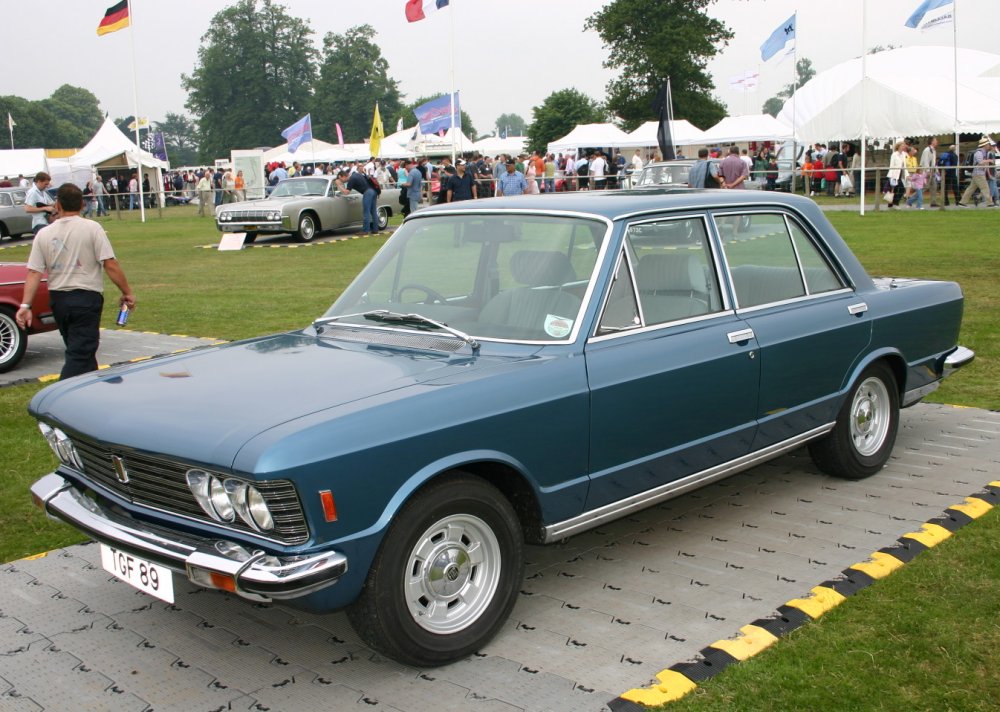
[339,209,615,346]
[782,213,851,294]
[592,247,643,337]
[733,287,855,315]
[589,308,735,344]
[543,422,836,543]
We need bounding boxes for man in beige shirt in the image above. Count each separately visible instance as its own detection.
[16,183,135,379]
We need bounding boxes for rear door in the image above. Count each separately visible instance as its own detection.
[584,214,760,509]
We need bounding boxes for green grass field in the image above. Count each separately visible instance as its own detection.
[1,205,997,709]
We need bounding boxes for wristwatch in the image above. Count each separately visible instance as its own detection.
[20,304,31,309]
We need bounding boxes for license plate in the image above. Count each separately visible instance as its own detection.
[100,544,175,603]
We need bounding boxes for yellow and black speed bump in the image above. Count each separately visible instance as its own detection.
[609,480,1000,709]
[196,230,391,250]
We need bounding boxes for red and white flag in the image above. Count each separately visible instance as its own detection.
[405,0,450,23]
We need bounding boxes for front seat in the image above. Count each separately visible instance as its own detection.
[478,250,581,338]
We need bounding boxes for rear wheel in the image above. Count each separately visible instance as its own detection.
[295,213,317,242]
[347,474,524,666]
[809,361,899,479]
[0,307,27,373]
[376,206,389,231]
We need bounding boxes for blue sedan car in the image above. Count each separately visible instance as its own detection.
[29,189,973,666]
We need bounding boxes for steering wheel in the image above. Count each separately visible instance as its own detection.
[397,283,447,305]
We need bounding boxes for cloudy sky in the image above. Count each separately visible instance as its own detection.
[5,0,997,144]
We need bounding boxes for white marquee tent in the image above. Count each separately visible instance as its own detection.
[0,149,48,180]
[699,114,793,145]
[617,120,707,148]
[547,123,633,154]
[473,135,528,157]
[778,46,1000,140]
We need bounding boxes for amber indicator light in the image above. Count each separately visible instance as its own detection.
[319,490,338,522]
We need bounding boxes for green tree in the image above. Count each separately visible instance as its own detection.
[762,58,816,117]
[1,86,101,150]
[584,0,732,130]
[313,25,403,144]
[494,113,526,138]
[156,113,200,166]
[182,0,316,160]
[399,95,477,140]
[525,88,606,155]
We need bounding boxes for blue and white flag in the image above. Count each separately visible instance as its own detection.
[760,14,796,62]
[905,0,953,29]
[281,114,312,154]
[142,131,168,162]
[413,93,460,135]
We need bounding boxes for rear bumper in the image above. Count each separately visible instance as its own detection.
[31,472,347,602]
[902,345,975,407]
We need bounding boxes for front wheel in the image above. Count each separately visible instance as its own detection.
[809,361,899,479]
[295,213,317,242]
[347,474,524,667]
[0,307,27,373]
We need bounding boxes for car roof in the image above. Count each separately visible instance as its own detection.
[418,188,821,221]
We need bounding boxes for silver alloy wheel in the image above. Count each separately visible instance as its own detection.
[405,513,502,634]
[850,376,891,456]
[0,310,22,366]
[377,206,389,230]
[298,214,316,241]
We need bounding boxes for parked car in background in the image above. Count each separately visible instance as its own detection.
[215,176,401,243]
[30,189,972,667]
[0,262,56,372]
[0,187,32,240]
[634,160,764,190]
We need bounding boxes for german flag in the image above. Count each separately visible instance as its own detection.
[97,1,129,36]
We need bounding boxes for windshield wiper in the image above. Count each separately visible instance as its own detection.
[312,310,479,351]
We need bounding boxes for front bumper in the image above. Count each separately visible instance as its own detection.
[31,472,347,602]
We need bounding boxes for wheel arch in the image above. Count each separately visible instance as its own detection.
[375,451,545,546]
[846,348,907,401]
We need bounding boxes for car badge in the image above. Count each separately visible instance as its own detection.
[111,455,130,484]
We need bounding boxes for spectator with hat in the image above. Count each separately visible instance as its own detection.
[496,159,528,197]
[958,136,995,207]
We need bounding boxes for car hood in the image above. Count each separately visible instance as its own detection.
[29,331,530,471]
[220,195,320,211]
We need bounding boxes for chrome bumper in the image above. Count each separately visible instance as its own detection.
[31,472,347,602]
[902,345,976,407]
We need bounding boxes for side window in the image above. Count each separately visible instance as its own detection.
[788,219,844,294]
[0,193,12,207]
[718,213,805,308]
[597,216,723,333]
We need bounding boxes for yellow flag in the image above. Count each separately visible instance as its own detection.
[369,103,384,157]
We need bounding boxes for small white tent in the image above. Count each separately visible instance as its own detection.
[618,120,707,148]
[547,123,633,154]
[473,135,528,157]
[699,114,793,145]
[68,118,168,206]
[0,149,48,180]
[778,46,1000,140]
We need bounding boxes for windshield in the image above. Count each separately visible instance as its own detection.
[270,178,329,198]
[324,213,608,342]
[637,163,692,186]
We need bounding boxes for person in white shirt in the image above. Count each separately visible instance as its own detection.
[590,151,607,190]
[631,150,644,173]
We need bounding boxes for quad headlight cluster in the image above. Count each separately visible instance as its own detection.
[217,211,281,222]
[186,469,275,532]
[39,423,85,471]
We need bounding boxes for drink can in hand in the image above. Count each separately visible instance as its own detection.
[116,305,130,327]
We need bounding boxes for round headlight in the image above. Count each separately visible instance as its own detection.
[209,476,235,522]
[186,469,215,518]
[246,486,274,531]
[38,423,84,471]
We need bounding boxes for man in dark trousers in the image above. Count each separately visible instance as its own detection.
[16,183,135,379]
[340,168,380,234]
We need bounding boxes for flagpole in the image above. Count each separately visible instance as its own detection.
[126,0,145,222]
[448,2,457,163]
[791,12,798,195]
[860,0,868,216]
[953,0,959,157]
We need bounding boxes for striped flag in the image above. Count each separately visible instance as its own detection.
[97,1,130,36]
[281,114,312,154]
[405,0,450,23]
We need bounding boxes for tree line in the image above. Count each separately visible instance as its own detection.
[4,0,734,164]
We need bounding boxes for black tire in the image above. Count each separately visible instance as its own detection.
[809,361,899,479]
[0,306,27,373]
[295,212,318,242]
[347,474,524,667]
[244,231,257,244]
[376,206,389,231]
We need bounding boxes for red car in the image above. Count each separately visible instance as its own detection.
[0,262,57,372]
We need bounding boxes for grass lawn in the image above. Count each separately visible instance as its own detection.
[1,205,997,708]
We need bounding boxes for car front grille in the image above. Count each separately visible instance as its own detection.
[223,210,280,222]
[71,436,309,545]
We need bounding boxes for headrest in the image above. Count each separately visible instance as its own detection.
[636,253,706,292]
[510,250,576,287]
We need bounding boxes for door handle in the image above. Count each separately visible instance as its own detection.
[848,302,868,316]
[727,328,755,344]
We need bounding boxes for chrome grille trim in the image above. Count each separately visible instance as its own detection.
[324,325,466,352]
[71,436,308,545]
